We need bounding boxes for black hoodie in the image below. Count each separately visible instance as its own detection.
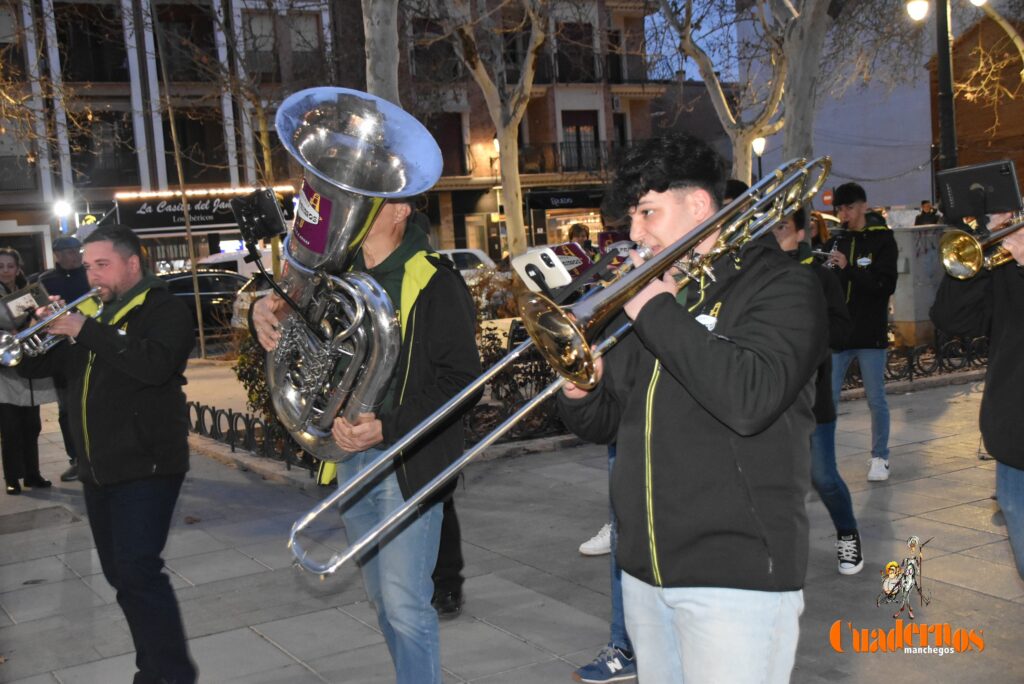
[558,235,827,591]
[825,211,898,349]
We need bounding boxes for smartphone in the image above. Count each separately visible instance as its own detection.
[512,247,573,293]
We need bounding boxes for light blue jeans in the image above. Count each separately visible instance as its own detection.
[338,448,444,684]
[832,348,890,460]
[621,572,803,684]
[996,461,1024,581]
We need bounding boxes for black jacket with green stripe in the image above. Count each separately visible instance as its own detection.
[18,278,195,486]
[557,236,827,591]
[824,212,898,350]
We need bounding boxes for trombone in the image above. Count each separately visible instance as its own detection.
[0,288,103,367]
[939,218,1024,279]
[287,156,831,577]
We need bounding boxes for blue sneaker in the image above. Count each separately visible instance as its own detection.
[573,644,637,683]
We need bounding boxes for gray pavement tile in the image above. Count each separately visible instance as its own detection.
[0,557,76,594]
[252,607,384,661]
[859,516,1007,556]
[162,527,230,560]
[56,549,102,578]
[187,627,296,681]
[933,466,998,489]
[0,578,106,624]
[305,641,403,684]
[918,502,1007,536]
[925,554,1024,601]
[477,595,608,656]
[960,540,1021,569]
[77,569,191,606]
[234,538,336,571]
[439,618,558,681]
[52,653,135,684]
[883,476,996,505]
[849,488,957,517]
[0,523,95,566]
[4,674,59,684]
[165,548,270,586]
[466,657,575,683]
[224,663,326,683]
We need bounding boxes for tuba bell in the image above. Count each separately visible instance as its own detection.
[267,87,442,461]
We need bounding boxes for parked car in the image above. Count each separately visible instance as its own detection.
[231,273,274,330]
[156,268,249,336]
[198,247,272,277]
[438,248,496,282]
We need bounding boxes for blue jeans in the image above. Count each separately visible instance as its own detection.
[832,348,890,460]
[607,445,632,653]
[82,474,197,684]
[621,572,802,684]
[810,421,858,534]
[996,461,1024,580]
[338,449,444,684]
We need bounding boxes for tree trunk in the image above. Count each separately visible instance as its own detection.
[496,125,527,257]
[731,132,755,185]
[362,0,400,105]
[781,2,833,161]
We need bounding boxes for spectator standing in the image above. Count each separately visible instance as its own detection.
[39,236,90,482]
[931,222,1024,579]
[825,182,899,481]
[0,247,57,495]
[17,225,198,682]
[558,134,826,683]
[914,200,943,226]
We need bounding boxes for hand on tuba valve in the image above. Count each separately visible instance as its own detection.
[0,288,102,367]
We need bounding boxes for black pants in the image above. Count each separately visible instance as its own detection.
[56,384,79,465]
[83,474,197,684]
[0,403,42,484]
[431,496,465,595]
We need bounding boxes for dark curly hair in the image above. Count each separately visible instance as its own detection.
[602,134,727,223]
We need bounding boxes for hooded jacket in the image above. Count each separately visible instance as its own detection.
[825,211,898,349]
[557,236,827,591]
[18,276,195,485]
[930,265,1024,470]
[315,224,481,499]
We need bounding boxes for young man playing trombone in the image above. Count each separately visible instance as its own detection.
[252,198,480,684]
[557,134,827,684]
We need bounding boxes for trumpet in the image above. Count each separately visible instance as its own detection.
[286,156,831,577]
[940,218,1024,279]
[0,288,103,367]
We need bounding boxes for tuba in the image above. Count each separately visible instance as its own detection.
[267,87,442,461]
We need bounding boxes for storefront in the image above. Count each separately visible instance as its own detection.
[526,187,607,246]
[103,186,295,272]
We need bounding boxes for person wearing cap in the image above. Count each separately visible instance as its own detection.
[40,236,90,482]
[823,182,899,482]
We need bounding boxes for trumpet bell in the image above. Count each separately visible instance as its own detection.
[939,229,984,280]
[0,332,23,366]
[517,291,597,389]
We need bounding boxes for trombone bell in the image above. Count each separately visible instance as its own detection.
[518,292,596,389]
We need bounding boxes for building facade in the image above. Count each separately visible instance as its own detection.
[0,0,665,268]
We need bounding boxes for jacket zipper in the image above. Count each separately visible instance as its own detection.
[396,305,417,484]
[733,458,776,580]
[82,350,99,483]
[644,360,663,586]
[845,236,857,303]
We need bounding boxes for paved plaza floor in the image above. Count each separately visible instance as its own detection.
[1,364,1021,683]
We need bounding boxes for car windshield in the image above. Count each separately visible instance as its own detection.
[239,274,274,293]
[450,252,484,270]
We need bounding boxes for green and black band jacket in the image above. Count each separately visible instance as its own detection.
[557,235,828,591]
[18,278,195,486]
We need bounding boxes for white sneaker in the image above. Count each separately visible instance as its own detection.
[579,523,612,556]
[867,457,890,482]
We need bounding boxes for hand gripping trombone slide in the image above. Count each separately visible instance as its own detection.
[287,156,832,577]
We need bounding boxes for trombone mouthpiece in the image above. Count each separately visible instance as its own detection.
[635,244,654,261]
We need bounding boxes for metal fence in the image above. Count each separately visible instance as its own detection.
[187,335,988,473]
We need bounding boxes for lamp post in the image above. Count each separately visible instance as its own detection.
[751,137,766,182]
[53,199,72,235]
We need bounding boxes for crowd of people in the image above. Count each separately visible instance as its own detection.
[3,126,1021,684]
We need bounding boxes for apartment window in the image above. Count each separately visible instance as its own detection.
[606,30,623,84]
[1,4,25,79]
[504,25,550,85]
[0,123,38,192]
[425,112,467,176]
[70,110,139,187]
[163,109,229,184]
[243,11,279,82]
[411,19,461,83]
[287,13,322,81]
[561,110,600,171]
[155,3,216,82]
[556,22,596,83]
[54,1,129,82]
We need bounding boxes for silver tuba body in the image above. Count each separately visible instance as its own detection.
[268,87,443,461]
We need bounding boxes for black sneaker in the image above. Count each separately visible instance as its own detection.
[60,464,78,482]
[431,591,463,620]
[837,531,864,575]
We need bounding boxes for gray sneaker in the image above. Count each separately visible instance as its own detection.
[60,464,78,482]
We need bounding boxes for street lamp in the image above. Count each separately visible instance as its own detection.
[751,137,766,182]
[907,0,962,171]
[53,199,72,235]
